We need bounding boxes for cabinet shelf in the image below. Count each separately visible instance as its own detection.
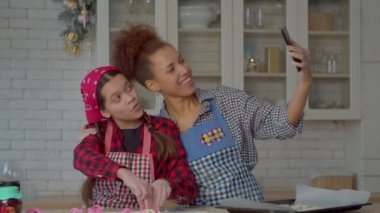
[192,72,221,77]
[244,29,281,35]
[309,30,349,37]
[312,73,350,79]
[244,72,286,78]
[179,28,220,35]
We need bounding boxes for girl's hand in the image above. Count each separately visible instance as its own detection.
[117,168,153,210]
[151,179,171,212]
[78,127,97,142]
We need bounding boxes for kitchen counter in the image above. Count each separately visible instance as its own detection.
[21,204,380,213]
[22,192,380,213]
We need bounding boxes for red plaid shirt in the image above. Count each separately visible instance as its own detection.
[74,116,198,204]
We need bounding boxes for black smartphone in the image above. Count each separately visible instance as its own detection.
[280,27,293,45]
[280,27,301,71]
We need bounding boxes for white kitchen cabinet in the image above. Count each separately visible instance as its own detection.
[232,0,361,120]
[96,0,361,120]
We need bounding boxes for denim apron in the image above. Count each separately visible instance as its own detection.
[92,120,155,209]
[163,100,263,205]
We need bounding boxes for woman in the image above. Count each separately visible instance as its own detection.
[83,24,312,205]
[74,66,198,210]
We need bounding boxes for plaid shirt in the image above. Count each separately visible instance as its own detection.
[161,86,303,171]
[73,116,198,204]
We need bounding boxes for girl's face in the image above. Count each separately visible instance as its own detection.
[100,74,143,125]
[146,45,196,97]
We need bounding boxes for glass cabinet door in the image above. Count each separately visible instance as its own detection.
[176,0,223,89]
[308,0,350,110]
[243,0,287,104]
[108,0,157,111]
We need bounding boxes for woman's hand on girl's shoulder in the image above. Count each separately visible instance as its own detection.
[78,126,97,143]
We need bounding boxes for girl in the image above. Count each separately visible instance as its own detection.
[74,66,198,210]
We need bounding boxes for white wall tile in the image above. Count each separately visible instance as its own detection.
[61,150,74,160]
[10,100,47,110]
[0,129,24,139]
[0,150,25,160]
[0,18,8,28]
[11,59,48,69]
[301,150,333,159]
[0,69,26,79]
[269,149,301,159]
[0,59,10,69]
[0,100,10,109]
[61,170,85,181]
[48,180,83,191]
[11,140,46,150]
[0,1,9,8]
[25,130,61,140]
[47,160,74,170]
[0,110,26,119]
[46,121,82,130]
[63,111,85,121]
[0,49,28,58]
[0,39,10,48]
[0,8,27,18]
[47,141,76,151]
[10,0,45,9]
[25,151,61,160]
[11,39,47,49]
[0,29,27,39]
[27,170,61,181]
[24,90,60,100]
[26,69,63,80]
[27,9,61,19]
[25,110,62,120]
[0,120,8,129]
[10,120,46,130]
[47,100,82,110]
[60,90,82,100]
[0,140,11,149]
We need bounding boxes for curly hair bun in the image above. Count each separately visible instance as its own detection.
[112,24,161,80]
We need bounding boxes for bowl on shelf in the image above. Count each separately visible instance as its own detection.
[179,5,219,28]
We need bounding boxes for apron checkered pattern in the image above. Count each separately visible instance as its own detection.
[93,120,154,209]
[179,100,263,205]
[190,146,263,205]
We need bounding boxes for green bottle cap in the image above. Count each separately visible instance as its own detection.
[0,186,22,200]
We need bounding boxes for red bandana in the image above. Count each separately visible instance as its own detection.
[80,66,120,123]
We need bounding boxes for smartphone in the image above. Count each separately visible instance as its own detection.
[280,27,301,71]
[280,27,293,45]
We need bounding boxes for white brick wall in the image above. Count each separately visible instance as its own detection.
[0,0,88,197]
[255,121,347,191]
[0,0,350,197]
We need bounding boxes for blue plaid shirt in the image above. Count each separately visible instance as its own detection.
[160,86,303,171]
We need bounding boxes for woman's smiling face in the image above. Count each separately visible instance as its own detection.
[146,45,196,97]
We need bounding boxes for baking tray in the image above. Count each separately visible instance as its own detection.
[217,199,372,213]
[268,199,372,213]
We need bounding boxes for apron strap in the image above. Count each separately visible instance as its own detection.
[142,124,154,181]
[105,120,113,154]
[142,125,151,155]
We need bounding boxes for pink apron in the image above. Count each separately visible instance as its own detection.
[92,120,155,209]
